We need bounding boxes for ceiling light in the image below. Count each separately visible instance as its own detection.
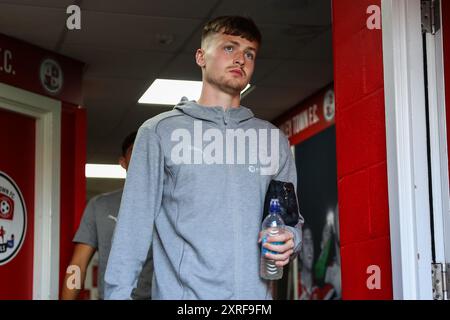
[85,164,126,179]
[138,79,251,105]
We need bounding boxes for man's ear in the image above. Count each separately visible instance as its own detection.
[195,48,206,68]
[119,156,127,170]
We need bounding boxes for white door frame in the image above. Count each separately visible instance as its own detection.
[425,1,450,272]
[382,0,433,299]
[0,82,61,299]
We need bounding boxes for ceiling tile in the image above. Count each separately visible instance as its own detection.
[0,3,66,47]
[0,0,73,7]
[81,0,217,19]
[61,44,173,79]
[83,75,148,104]
[64,12,202,52]
[213,0,331,25]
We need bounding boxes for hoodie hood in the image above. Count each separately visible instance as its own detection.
[173,97,254,126]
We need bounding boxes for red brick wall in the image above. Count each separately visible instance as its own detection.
[332,0,393,299]
[59,104,86,297]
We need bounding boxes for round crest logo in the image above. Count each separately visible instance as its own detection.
[323,89,335,122]
[40,58,64,94]
[0,172,27,266]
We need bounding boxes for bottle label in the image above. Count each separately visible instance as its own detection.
[262,235,283,255]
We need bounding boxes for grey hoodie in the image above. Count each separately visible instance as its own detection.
[104,98,303,300]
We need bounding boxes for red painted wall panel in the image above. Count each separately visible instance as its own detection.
[368,163,390,239]
[333,0,378,45]
[336,89,386,177]
[332,0,393,299]
[340,237,392,299]
[59,104,86,297]
[0,109,35,299]
[333,1,384,108]
[338,171,371,246]
[74,107,87,234]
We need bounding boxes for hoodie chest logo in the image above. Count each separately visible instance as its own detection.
[169,120,280,175]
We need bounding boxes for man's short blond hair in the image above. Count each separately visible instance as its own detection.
[201,16,262,48]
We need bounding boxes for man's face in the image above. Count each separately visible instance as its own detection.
[196,32,259,95]
[119,144,133,171]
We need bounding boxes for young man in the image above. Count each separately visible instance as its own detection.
[61,132,153,300]
[105,16,303,300]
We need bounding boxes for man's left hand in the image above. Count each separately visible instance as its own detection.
[258,230,295,267]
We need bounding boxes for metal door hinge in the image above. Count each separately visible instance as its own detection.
[421,0,441,34]
[432,263,450,300]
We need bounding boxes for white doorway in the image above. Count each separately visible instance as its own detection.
[382,0,450,300]
[0,82,61,299]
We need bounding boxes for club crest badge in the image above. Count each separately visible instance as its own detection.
[0,171,27,265]
[40,58,64,95]
[323,89,335,122]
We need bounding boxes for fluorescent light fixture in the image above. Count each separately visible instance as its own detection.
[138,79,251,105]
[85,164,126,179]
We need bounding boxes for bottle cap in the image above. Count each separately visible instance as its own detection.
[269,198,281,214]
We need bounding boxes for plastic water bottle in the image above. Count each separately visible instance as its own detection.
[260,198,285,280]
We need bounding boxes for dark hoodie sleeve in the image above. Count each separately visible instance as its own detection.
[274,131,304,257]
[104,125,164,299]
